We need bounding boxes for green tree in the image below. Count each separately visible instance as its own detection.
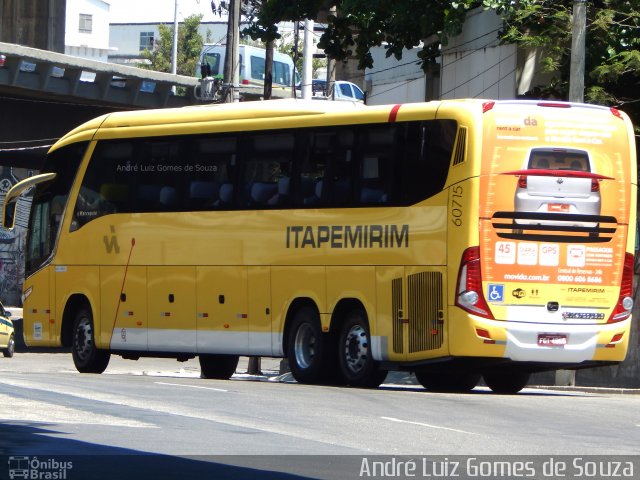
[139,14,205,77]
[486,0,640,114]
[243,0,475,70]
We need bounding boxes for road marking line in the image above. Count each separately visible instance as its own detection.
[154,381,228,392]
[381,416,480,435]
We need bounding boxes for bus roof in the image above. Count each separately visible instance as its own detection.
[51,99,381,151]
[49,99,631,153]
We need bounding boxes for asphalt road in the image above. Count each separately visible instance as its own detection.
[0,353,639,479]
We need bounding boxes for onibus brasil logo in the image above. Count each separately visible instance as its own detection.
[8,456,73,479]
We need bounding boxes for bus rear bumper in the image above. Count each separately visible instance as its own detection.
[460,315,631,364]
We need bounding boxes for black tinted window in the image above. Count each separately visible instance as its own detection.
[70,120,457,229]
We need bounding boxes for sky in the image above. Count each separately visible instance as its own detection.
[108,0,224,24]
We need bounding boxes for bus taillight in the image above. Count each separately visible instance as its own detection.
[456,246,494,319]
[608,253,634,323]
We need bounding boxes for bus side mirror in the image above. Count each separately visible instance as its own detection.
[1,172,57,230]
[1,196,17,230]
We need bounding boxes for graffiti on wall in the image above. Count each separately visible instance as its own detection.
[0,166,33,306]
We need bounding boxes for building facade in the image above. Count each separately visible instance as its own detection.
[65,0,112,63]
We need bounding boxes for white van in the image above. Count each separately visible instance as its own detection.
[298,79,365,103]
[197,44,296,97]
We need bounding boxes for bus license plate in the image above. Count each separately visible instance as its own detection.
[538,333,567,347]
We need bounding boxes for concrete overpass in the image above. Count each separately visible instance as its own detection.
[0,41,200,109]
[0,42,206,169]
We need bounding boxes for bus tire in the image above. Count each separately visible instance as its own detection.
[71,306,110,374]
[415,368,480,393]
[337,308,387,388]
[287,306,327,384]
[199,354,239,379]
[2,334,15,358]
[483,370,530,394]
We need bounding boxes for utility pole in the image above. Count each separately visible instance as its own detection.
[325,7,337,99]
[223,0,240,102]
[556,0,586,388]
[301,19,314,99]
[568,0,587,103]
[263,39,274,100]
[171,0,179,95]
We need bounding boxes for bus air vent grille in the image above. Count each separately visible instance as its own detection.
[452,127,467,166]
[408,271,444,353]
[392,277,404,354]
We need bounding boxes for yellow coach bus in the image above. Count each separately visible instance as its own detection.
[2,99,636,393]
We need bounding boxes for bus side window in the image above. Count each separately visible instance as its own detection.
[402,120,456,204]
[242,133,293,208]
[296,130,331,207]
[72,141,134,229]
[356,126,395,205]
[324,128,355,206]
[190,136,237,210]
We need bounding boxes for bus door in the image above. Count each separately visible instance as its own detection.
[101,266,147,350]
[147,266,196,352]
[196,266,248,354]
[22,265,55,344]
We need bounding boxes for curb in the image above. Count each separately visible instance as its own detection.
[530,385,640,395]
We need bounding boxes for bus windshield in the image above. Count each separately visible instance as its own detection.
[25,142,86,276]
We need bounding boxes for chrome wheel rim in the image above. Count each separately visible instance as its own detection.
[294,323,316,370]
[344,324,368,374]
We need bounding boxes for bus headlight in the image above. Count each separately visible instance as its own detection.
[21,286,33,304]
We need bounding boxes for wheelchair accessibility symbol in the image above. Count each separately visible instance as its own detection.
[488,284,504,303]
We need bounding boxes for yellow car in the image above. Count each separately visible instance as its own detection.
[0,301,15,358]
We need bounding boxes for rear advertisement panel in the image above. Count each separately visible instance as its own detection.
[479,103,632,324]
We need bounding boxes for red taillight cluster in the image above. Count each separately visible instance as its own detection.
[608,252,634,323]
[456,246,494,319]
[518,175,599,191]
[518,175,527,188]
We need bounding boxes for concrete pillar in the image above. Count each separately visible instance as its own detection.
[0,0,66,52]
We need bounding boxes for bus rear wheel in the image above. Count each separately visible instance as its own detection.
[483,370,530,394]
[71,306,110,374]
[199,354,239,379]
[337,308,387,388]
[415,368,480,393]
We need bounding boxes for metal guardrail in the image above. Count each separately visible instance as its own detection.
[0,42,200,108]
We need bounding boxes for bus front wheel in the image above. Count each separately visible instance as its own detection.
[337,308,387,388]
[199,354,239,379]
[483,370,530,394]
[71,306,110,374]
